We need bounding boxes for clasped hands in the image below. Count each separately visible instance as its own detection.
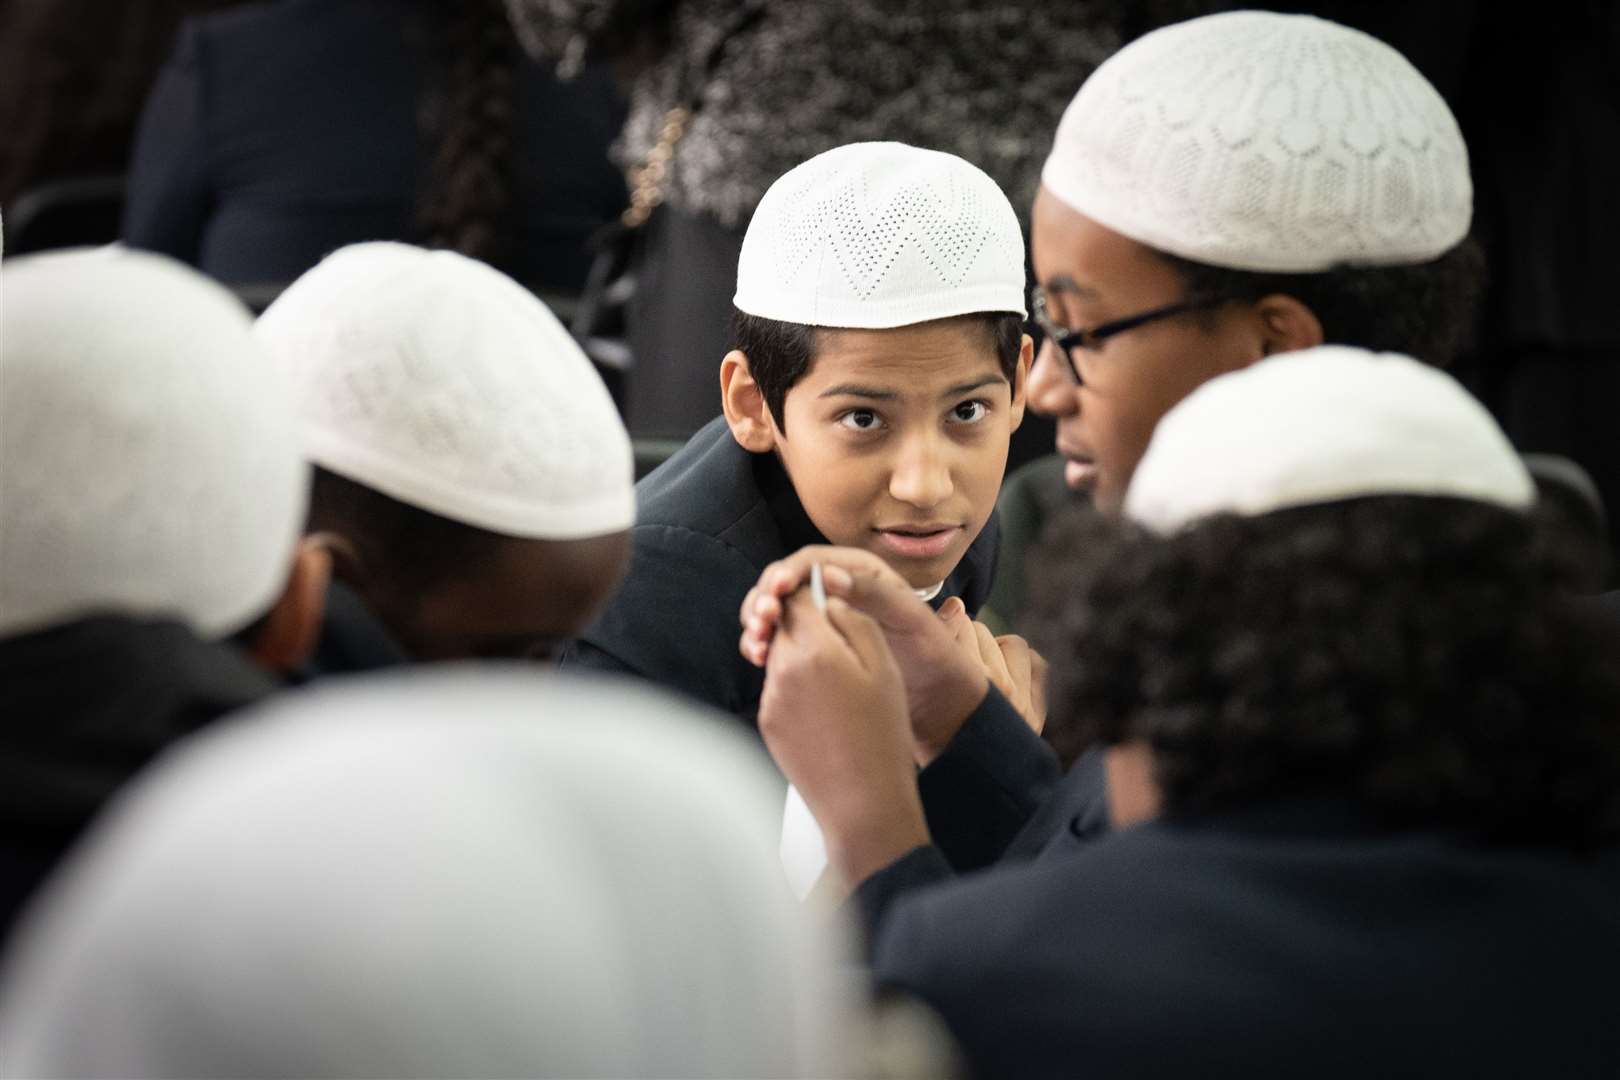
[740,546,1046,890]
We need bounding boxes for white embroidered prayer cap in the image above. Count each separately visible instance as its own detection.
[0,248,307,640]
[1041,11,1472,272]
[735,141,1027,327]
[255,242,634,540]
[1124,346,1533,534]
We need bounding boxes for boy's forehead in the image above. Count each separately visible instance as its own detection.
[798,320,1008,394]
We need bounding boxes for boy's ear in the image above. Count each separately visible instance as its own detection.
[720,350,778,452]
[247,537,332,675]
[1008,333,1033,433]
[1252,293,1325,358]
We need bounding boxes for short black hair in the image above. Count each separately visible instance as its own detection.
[1026,496,1620,848]
[730,309,1024,433]
[307,466,510,600]
[1160,238,1486,366]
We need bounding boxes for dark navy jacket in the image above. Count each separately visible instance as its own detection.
[123,0,625,289]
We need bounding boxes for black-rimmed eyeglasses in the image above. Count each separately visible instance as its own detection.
[1030,287,1226,384]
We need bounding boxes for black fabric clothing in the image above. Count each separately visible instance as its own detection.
[0,615,278,940]
[301,580,411,680]
[560,415,1001,728]
[122,0,626,291]
[867,796,1620,1080]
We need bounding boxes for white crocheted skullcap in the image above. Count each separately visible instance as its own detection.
[255,243,634,540]
[1125,346,1533,534]
[734,141,1027,328]
[1042,11,1472,272]
[1,248,308,640]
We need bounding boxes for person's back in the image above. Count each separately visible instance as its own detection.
[866,349,1620,1078]
[0,249,323,938]
[123,0,626,290]
[878,804,1620,1078]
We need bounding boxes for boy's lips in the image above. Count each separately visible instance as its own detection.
[1057,438,1098,492]
[1064,459,1098,492]
[873,524,963,559]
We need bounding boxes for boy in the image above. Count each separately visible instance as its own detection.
[254,242,636,669]
[564,142,1032,725]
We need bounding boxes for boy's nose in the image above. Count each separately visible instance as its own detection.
[889,435,954,508]
[1027,337,1079,418]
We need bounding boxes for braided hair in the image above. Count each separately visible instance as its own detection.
[416,0,519,268]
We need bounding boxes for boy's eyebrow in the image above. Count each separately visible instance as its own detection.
[941,375,1006,398]
[818,383,899,400]
[1042,274,1102,300]
[817,375,1006,402]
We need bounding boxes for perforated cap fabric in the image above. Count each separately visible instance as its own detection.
[734,141,1027,328]
[1,248,307,639]
[1041,11,1472,272]
[1124,346,1534,534]
[255,243,634,540]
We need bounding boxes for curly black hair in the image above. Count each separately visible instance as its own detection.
[730,309,1023,434]
[1161,238,1487,367]
[1025,496,1620,847]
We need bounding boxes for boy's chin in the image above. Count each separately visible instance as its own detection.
[864,541,968,593]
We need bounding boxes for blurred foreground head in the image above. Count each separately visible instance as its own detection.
[0,671,856,1078]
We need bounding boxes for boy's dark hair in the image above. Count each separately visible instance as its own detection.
[1161,238,1486,366]
[730,309,1024,433]
[307,467,509,600]
[1026,496,1620,848]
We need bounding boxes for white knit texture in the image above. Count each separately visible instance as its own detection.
[255,243,634,540]
[1124,346,1534,534]
[1042,11,1472,272]
[1,249,307,639]
[734,141,1027,328]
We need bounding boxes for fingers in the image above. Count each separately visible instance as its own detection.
[995,634,1034,696]
[973,621,1012,689]
[821,595,896,674]
[775,587,845,652]
[1028,646,1049,733]
[740,551,867,666]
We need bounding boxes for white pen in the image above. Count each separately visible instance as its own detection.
[809,562,827,613]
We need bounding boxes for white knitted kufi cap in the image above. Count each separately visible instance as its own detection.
[1,249,308,639]
[1041,11,1472,272]
[255,243,634,540]
[1124,346,1534,534]
[734,141,1027,327]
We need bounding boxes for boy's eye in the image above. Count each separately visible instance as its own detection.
[950,400,989,424]
[838,409,884,432]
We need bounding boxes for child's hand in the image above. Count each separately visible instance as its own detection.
[757,588,929,889]
[934,601,1048,735]
[740,545,989,764]
[738,547,892,667]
